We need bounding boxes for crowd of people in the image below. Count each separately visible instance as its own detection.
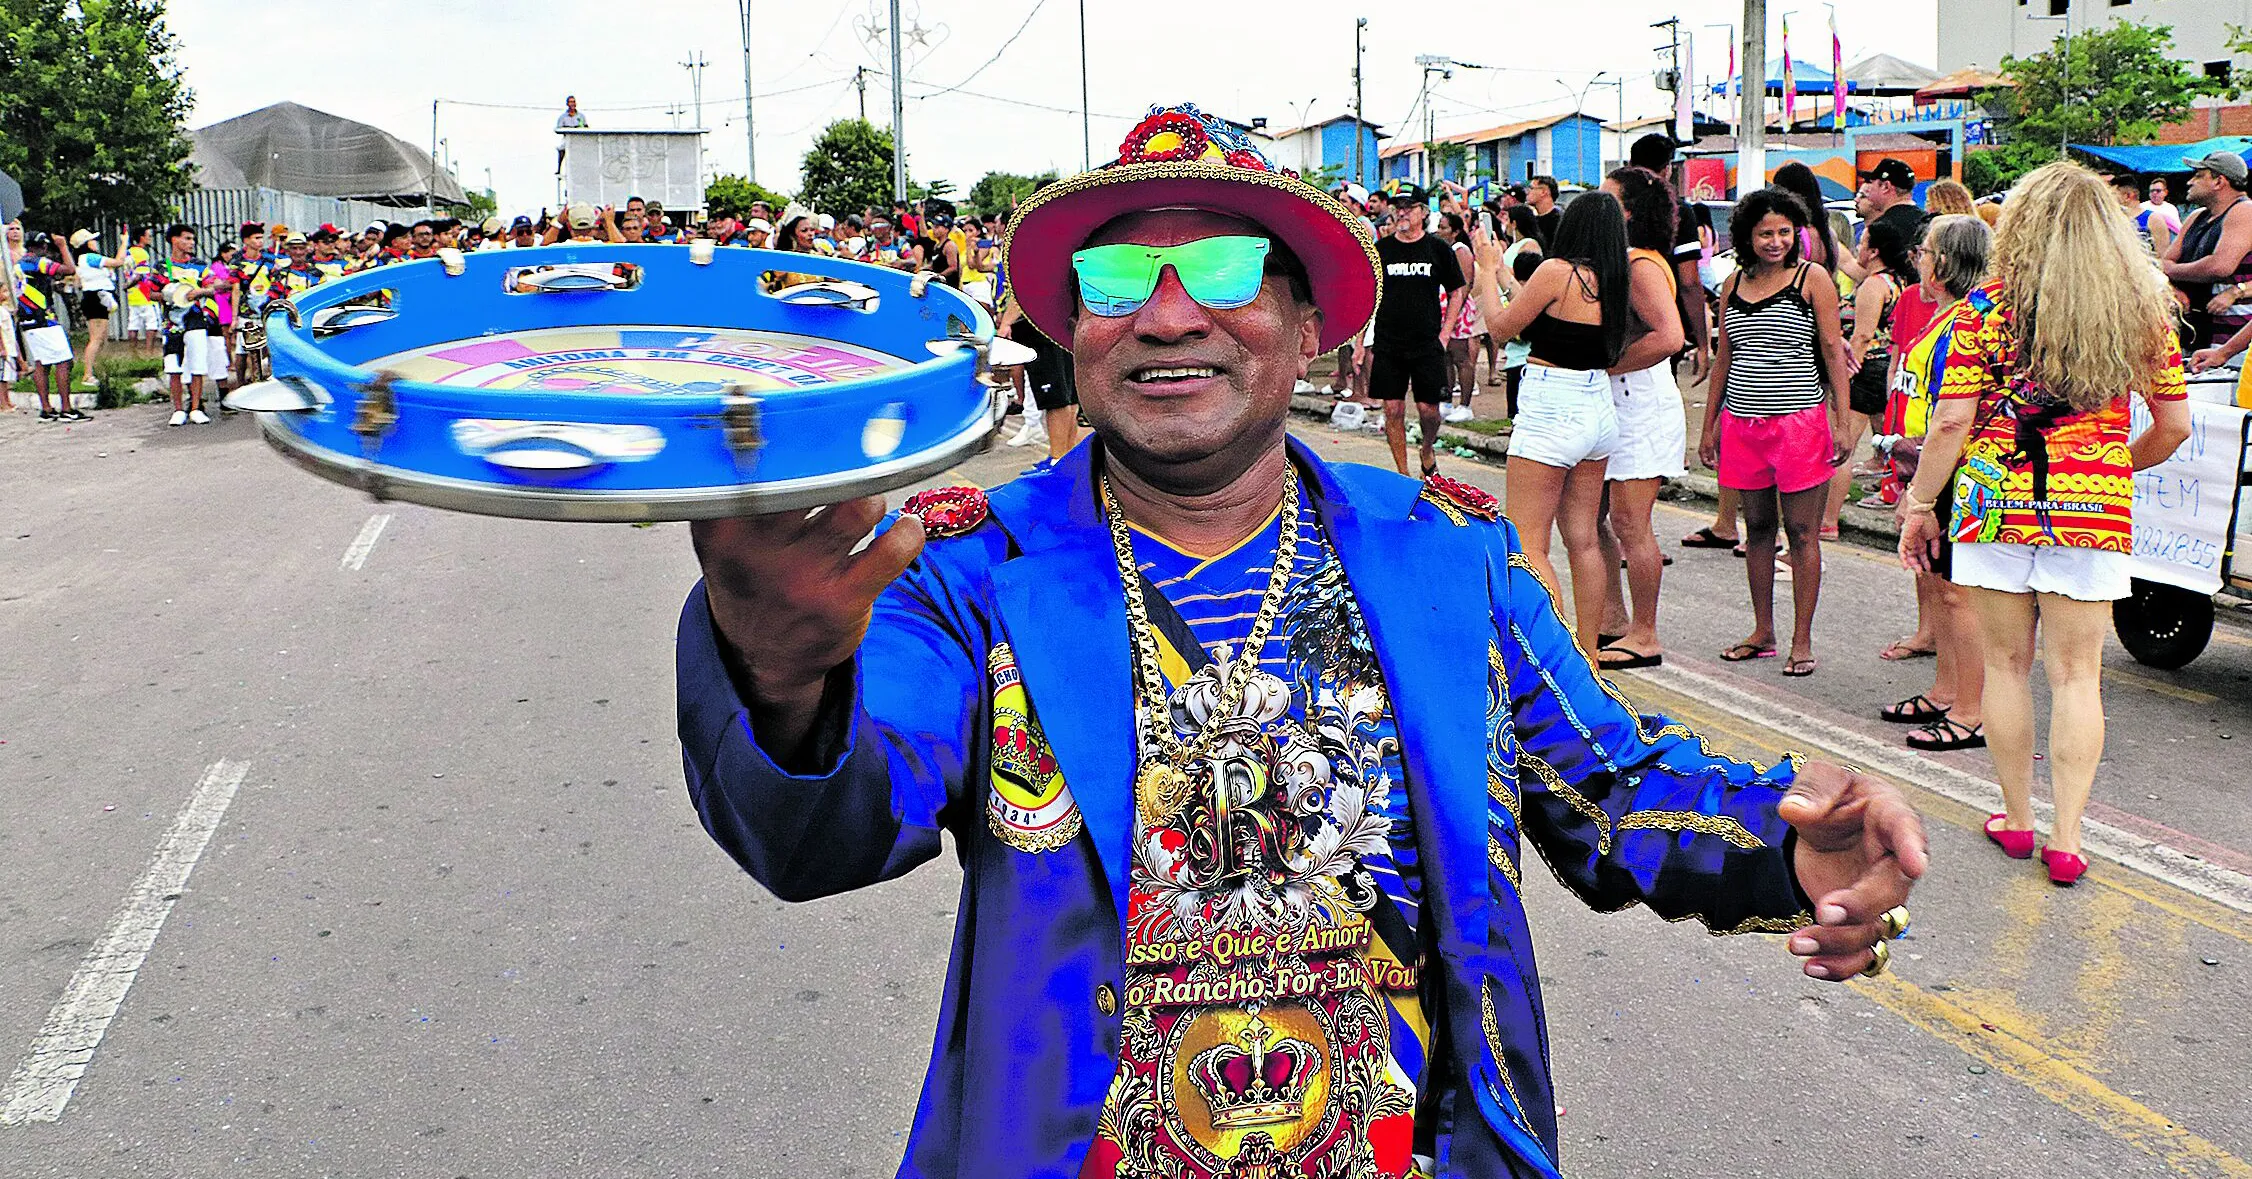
[3,190,1034,427]
[1305,133,2200,887]
[5,136,2212,884]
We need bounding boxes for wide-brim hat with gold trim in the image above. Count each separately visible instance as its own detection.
[1002,102,1378,353]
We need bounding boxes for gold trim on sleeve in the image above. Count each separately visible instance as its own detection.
[1487,833,1522,892]
[1616,809,1767,849]
[1706,912,1814,936]
[1519,749,1612,854]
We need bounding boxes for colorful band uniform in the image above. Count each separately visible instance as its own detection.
[676,105,1819,1179]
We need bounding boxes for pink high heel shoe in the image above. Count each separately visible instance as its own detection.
[1984,813,2036,860]
[2042,847,2088,886]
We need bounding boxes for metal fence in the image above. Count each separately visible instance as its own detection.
[102,187,408,252]
[86,188,422,340]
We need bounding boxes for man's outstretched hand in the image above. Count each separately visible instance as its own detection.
[1779,761,1929,981]
[690,496,924,762]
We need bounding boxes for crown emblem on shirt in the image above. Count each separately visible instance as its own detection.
[1186,1015,1321,1129]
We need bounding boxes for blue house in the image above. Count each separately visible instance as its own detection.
[1263,115,1386,190]
[1381,111,1613,191]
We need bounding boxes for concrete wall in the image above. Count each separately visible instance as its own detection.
[1942,0,2251,75]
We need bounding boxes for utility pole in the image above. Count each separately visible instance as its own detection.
[1652,17,1683,140]
[1079,0,1092,170]
[737,0,757,184]
[1740,0,1767,196]
[1353,17,1368,187]
[681,52,707,129]
[890,0,907,201]
[856,66,868,121]
[1413,55,1454,187]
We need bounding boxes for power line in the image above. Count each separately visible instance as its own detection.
[865,68,1133,120]
[919,0,1052,99]
[771,76,864,138]
[764,3,856,89]
[434,77,848,115]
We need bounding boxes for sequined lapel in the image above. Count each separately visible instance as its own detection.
[1300,444,1495,970]
[986,443,1138,927]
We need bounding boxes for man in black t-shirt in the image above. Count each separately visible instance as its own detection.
[1527,176,1562,246]
[1844,159,1928,282]
[1369,184,1465,477]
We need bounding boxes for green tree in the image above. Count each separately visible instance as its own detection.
[1428,141,1470,183]
[704,172,789,217]
[1961,150,2011,198]
[1306,162,1348,191]
[461,188,497,221]
[0,0,194,230]
[966,168,1058,215]
[797,119,906,216]
[1980,21,2229,187]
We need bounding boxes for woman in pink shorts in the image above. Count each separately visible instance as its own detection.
[1699,187,1852,676]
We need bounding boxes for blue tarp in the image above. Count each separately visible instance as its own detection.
[1709,58,1847,96]
[2073,137,2252,173]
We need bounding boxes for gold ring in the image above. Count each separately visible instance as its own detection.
[1878,906,1911,941]
[1859,938,1892,978]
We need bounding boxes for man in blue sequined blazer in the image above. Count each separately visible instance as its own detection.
[678,103,1928,1179]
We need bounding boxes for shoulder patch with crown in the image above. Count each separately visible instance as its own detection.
[1419,474,1499,525]
[902,485,989,538]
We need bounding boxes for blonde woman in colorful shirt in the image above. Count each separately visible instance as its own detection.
[1898,162,2191,886]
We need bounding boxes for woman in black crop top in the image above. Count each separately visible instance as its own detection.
[1472,193,1631,656]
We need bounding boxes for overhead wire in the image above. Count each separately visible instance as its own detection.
[764,2,856,88]
[434,76,850,115]
[917,0,1052,99]
[864,67,1135,120]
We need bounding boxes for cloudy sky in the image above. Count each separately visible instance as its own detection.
[168,0,1938,214]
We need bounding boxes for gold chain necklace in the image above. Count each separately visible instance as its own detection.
[1100,468,1302,827]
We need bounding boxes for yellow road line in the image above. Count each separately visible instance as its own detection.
[1625,676,2252,947]
[1857,974,2252,1179]
[1617,674,2252,1175]
[2104,667,2220,705]
[2209,624,2252,650]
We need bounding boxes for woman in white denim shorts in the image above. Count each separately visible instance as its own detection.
[1472,192,1632,655]
[1898,162,2192,887]
[1593,167,1690,671]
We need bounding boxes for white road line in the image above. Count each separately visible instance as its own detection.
[1632,662,2252,916]
[0,760,251,1126]
[340,513,392,571]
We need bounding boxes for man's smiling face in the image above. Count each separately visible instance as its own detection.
[1068,209,1322,475]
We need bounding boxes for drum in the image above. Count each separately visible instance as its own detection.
[225,244,1018,522]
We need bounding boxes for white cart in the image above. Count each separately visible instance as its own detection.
[2113,371,2252,668]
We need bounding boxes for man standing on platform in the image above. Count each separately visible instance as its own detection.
[677,102,1926,1179]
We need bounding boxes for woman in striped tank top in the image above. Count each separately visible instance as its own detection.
[1699,187,1852,676]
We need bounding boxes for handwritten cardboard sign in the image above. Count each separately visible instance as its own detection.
[2129,398,2249,595]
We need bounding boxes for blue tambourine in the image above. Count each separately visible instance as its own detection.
[225,244,1021,521]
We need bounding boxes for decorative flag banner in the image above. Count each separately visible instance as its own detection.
[1832,14,1847,128]
[1677,38,1695,141]
[1781,18,1796,132]
[1725,38,1738,129]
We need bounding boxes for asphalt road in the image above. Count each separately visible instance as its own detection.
[3,401,2248,1178]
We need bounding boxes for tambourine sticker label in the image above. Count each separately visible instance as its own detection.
[373,326,902,395]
